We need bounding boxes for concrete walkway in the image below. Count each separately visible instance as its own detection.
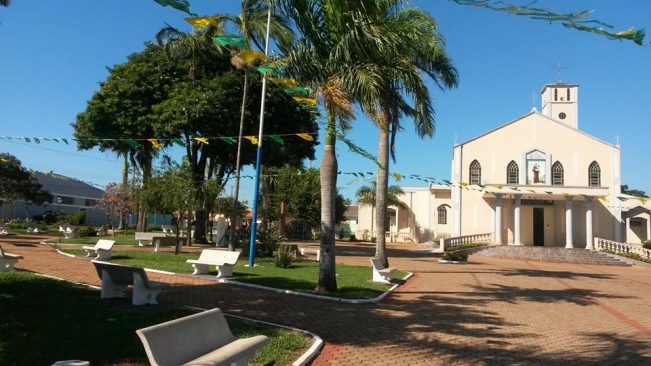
[3,235,651,365]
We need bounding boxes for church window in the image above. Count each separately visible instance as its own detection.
[589,161,601,187]
[567,88,571,101]
[552,161,564,186]
[469,160,481,185]
[506,161,519,184]
[437,205,448,224]
[554,88,558,101]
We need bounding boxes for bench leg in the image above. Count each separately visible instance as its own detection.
[84,249,97,258]
[0,258,19,271]
[133,273,162,305]
[191,263,209,275]
[154,240,160,252]
[372,269,392,284]
[216,264,234,278]
[100,275,127,299]
[96,249,112,261]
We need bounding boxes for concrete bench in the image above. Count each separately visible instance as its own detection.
[161,225,176,235]
[95,225,108,236]
[26,222,43,234]
[187,249,240,278]
[135,232,181,251]
[136,308,269,366]
[0,225,8,235]
[370,258,395,283]
[0,244,23,271]
[299,245,321,261]
[91,260,170,305]
[59,224,79,239]
[82,239,116,260]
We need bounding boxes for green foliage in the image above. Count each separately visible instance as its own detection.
[445,242,488,252]
[356,182,409,210]
[621,184,648,198]
[643,241,651,250]
[256,229,286,258]
[213,197,248,219]
[79,226,98,237]
[349,234,357,242]
[442,251,468,262]
[148,224,163,231]
[0,153,53,209]
[274,245,293,268]
[61,210,87,225]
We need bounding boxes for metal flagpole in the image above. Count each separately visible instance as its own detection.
[248,4,272,267]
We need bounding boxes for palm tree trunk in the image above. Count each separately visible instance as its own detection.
[375,116,391,268]
[318,114,338,293]
[229,69,249,251]
[118,154,128,230]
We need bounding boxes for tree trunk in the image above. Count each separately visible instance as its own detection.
[193,209,209,244]
[118,154,128,230]
[137,146,153,232]
[375,119,391,268]
[229,69,249,251]
[317,115,338,293]
[261,172,270,232]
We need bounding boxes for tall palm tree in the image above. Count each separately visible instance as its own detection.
[356,182,409,238]
[346,1,458,268]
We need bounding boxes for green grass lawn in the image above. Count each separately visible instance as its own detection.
[60,249,407,299]
[0,271,307,366]
[49,234,141,246]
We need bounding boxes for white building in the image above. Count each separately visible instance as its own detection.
[357,82,650,246]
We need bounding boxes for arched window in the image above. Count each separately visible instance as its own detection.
[567,88,571,101]
[437,205,448,224]
[469,160,481,185]
[552,161,564,186]
[554,88,558,101]
[506,160,519,184]
[589,161,601,187]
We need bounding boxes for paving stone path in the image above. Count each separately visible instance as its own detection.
[4,235,651,365]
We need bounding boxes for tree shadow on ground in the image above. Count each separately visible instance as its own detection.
[500,268,616,280]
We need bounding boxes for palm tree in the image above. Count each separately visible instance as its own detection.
[356,182,409,238]
[344,1,458,268]
[0,0,10,7]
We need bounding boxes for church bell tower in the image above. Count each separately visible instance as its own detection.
[541,82,579,129]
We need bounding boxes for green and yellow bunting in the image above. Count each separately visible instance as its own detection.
[153,0,196,16]
[284,87,310,95]
[235,50,267,63]
[213,34,247,49]
[194,137,209,145]
[244,136,258,145]
[269,78,296,88]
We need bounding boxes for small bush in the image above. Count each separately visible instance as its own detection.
[147,224,163,232]
[442,251,468,262]
[643,241,651,249]
[370,237,377,243]
[274,245,293,268]
[349,234,357,242]
[8,219,28,229]
[257,229,285,258]
[79,227,98,237]
[446,242,488,252]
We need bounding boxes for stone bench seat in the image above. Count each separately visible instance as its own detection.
[82,239,116,260]
[370,258,395,283]
[91,260,170,305]
[187,249,241,278]
[0,244,23,271]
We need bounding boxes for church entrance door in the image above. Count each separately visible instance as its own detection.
[533,207,545,246]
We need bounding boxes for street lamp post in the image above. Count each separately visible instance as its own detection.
[57,196,62,243]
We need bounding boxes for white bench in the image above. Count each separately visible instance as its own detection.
[82,239,116,260]
[59,224,79,239]
[161,225,176,235]
[299,245,321,261]
[27,222,43,234]
[187,249,241,277]
[91,260,170,305]
[0,244,23,271]
[135,232,184,251]
[370,258,395,283]
[0,224,8,235]
[136,308,269,366]
[95,225,108,236]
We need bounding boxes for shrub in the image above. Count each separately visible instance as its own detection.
[79,227,98,237]
[8,219,28,229]
[256,229,285,258]
[446,242,488,252]
[349,234,357,242]
[274,245,293,268]
[442,251,468,262]
[370,237,377,243]
[147,224,163,232]
[643,241,651,249]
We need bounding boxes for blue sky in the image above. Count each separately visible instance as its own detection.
[1,1,650,204]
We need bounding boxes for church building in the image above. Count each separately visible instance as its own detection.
[356,82,651,247]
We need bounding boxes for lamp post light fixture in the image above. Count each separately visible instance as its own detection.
[57,196,62,243]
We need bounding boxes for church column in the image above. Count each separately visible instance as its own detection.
[585,196,594,250]
[495,193,503,245]
[514,194,522,246]
[646,215,650,242]
[565,196,574,249]
[625,216,631,244]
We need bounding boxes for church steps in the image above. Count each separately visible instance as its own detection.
[468,246,632,266]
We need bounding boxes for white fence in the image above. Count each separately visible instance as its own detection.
[594,237,651,260]
[442,233,493,251]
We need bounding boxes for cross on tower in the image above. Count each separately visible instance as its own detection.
[551,61,569,82]
[529,119,541,142]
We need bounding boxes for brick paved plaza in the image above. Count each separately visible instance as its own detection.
[3,235,651,365]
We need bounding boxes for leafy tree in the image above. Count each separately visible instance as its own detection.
[0,153,52,218]
[96,182,134,236]
[213,197,248,220]
[356,182,409,210]
[269,167,347,229]
[621,185,648,198]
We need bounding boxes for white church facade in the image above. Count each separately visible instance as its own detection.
[356,82,651,247]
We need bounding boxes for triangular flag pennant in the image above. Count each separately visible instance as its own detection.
[296,133,314,141]
[269,78,296,88]
[194,137,209,145]
[61,138,69,145]
[637,197,648,204]
[510,186,520,191]
[213,34,247,49]
[545,191,554,195]
[527,189,536,193]
[220,137,237,145]
[293,97,317,106]
[256,65,280,74]
[393,172,402,182]
[598,196,607,202]
[154,0,196,16]
[235,50,267,63]
[124,139,139,149]
[172,139,185,147]
[443,180,452,185]
[185,17,215,29]
[284,86,310,95]
[147,139,162,149]
[459,181,468,187]
[23,137,31,143]
[492,184,502,189]
[244,136,258,145]
[269,135,284,145]
[33,137,41,144]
